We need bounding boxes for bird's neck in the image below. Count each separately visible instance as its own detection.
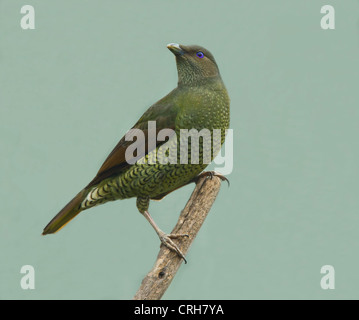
[177,75,223,89]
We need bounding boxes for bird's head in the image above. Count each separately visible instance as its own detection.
[167,43,221,87]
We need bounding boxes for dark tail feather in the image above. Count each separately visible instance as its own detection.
[42,190,86,235]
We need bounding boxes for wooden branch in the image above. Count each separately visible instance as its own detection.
[133,173,223,300]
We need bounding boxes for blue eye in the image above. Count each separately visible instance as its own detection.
[196,51,204,58]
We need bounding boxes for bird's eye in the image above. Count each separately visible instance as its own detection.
[196,51,204,58]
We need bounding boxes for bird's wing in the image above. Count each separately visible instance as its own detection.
[86,92,179,188]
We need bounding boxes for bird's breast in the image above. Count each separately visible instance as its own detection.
[176,86,230,132]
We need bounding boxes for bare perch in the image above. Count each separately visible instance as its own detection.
[133,174,223,300]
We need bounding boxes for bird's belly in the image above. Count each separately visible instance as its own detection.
[147,163,206,197]
[119,162,206,199]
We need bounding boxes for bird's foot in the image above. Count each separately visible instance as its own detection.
[158,231,189,264]
[193,171,230,186]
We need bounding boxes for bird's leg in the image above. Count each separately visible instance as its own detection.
[191,170,230,186]
[141,210,189,263]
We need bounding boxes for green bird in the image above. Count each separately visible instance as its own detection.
[42,43,230,261]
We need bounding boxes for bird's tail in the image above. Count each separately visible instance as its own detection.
[42,190,86,235]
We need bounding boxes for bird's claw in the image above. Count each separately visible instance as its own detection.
[159,231,188,264]
[194,171,230,186]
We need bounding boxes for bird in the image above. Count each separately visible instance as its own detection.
[42,43,230,262]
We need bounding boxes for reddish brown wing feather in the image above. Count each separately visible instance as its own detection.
[86,94,179,189]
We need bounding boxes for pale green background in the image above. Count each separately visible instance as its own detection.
[1,0,358,299]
